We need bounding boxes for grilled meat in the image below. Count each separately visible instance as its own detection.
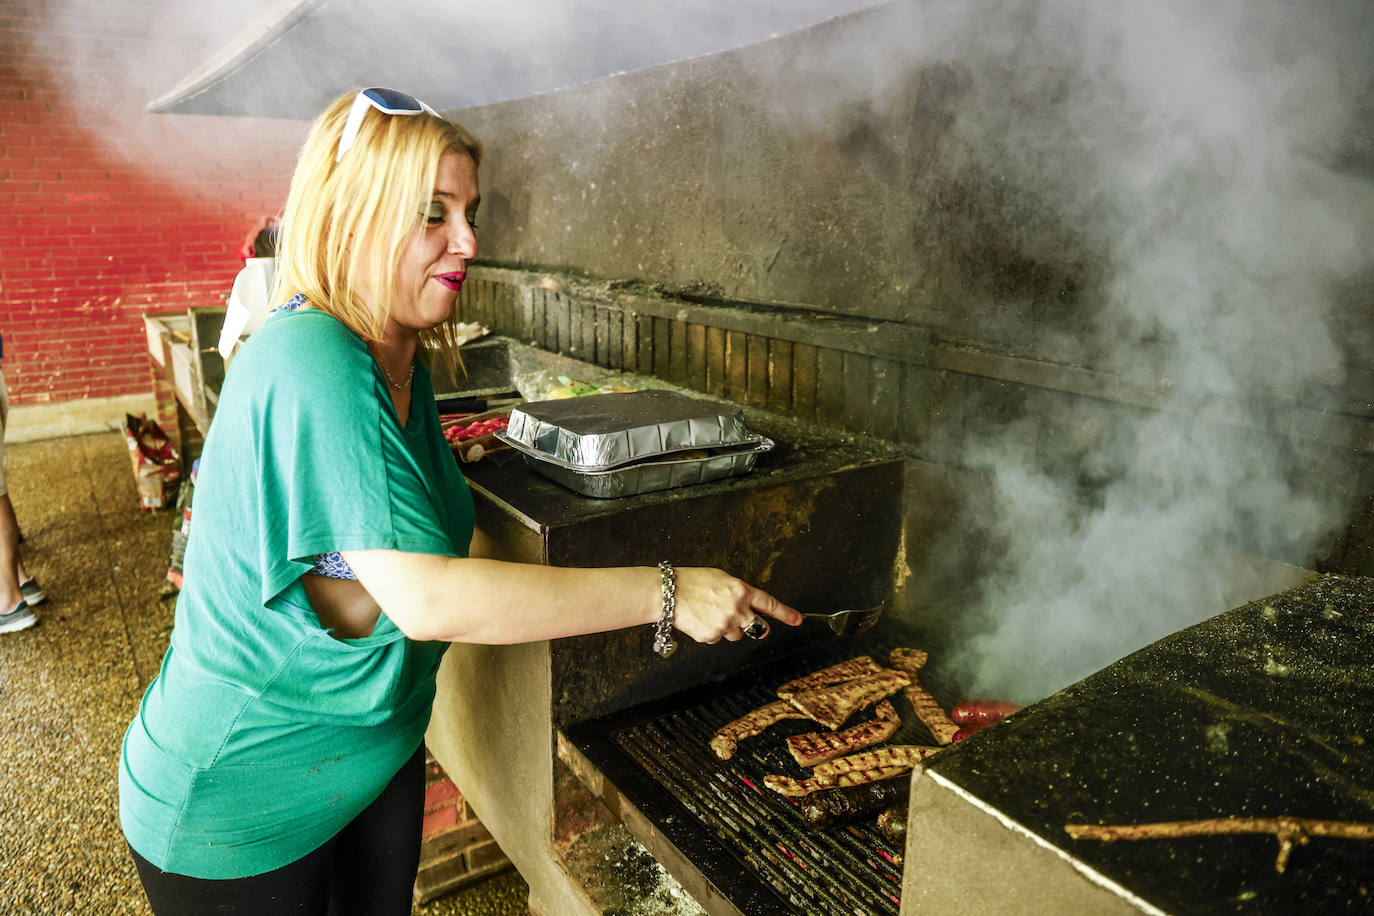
[904,685,960,745]
[775,655,885,697]
[764,765,912,798]
[887,647,928,672]
[765,744,940,797]
[887,647,959,745]
[948,699,1022,742]
[877,805,908,850]
[799,774,910,829]
[786,700,900,767]
[811,744,940,781]
[950,699,1023,726]
[784,669,911,730]
[709,699,812,760]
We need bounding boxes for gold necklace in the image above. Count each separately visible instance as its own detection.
[377,358,414,390]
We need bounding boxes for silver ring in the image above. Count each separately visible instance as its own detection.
[743,617,769,640]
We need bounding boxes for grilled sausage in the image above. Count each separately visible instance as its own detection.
[950,699,1023,726]
[951,722,993,743]
[877,804,908,848]
[799,775,910,829]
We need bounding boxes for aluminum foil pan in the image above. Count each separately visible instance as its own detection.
[498,436,775,498]
[503,390,758,472]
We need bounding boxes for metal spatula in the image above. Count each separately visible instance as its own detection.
[800,605,883,636]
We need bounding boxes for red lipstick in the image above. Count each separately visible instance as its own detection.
[435,271,465,291]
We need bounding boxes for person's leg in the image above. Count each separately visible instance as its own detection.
[0,491,34,633]
[0,493,22,612]
[1,492,42,608]
[327,746,426,916]
[0,366,43,608]
[129,841,335,916]
[0,363,26,621]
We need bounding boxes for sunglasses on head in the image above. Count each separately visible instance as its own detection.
[336,87,439,162]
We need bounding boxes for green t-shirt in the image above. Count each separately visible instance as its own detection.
[119,307,474,879]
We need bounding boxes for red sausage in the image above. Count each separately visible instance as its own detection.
[950,700,1023,727]
[951,725,985,743]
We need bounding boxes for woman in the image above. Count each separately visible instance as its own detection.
[119,87,799,915]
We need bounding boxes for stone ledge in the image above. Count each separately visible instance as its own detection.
[5,394,156,444]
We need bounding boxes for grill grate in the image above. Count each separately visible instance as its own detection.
[569,635,957,916]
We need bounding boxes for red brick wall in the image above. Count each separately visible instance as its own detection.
[416,749,512,903]
[0,0,302,406]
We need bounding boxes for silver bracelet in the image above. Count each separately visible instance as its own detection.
[652,561,678,658]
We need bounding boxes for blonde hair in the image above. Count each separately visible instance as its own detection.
[270,89,482,371]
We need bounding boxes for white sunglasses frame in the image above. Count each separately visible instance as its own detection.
[335,88,439,162]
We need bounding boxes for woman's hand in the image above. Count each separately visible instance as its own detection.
[671,567,802,644]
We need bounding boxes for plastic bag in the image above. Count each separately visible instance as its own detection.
[123,413,181,511]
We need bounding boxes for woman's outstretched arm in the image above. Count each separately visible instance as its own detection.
[340,550,801,645]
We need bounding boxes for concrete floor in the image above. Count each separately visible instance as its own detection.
[0,432,528,915]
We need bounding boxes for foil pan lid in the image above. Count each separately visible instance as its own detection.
[505,390,757,471]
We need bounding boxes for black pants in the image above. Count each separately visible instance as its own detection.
[130,747,424,916]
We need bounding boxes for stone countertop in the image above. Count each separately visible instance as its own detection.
[920,574,1374,914]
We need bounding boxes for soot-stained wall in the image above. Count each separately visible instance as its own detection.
[462,5,1077,345]
[458,1,1374,395]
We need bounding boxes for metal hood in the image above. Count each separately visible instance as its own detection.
[147,0,885,119]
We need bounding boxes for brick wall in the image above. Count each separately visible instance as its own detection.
[416,749,512,904]
[0,0,301,407]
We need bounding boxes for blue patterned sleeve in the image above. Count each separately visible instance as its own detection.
[311,552,357,580]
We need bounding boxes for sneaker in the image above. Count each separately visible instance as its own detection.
[19,578,46,606]
[0,599,37,634]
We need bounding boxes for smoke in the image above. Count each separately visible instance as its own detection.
[28,0,887,121]
[18,0,294,175]
[22,0,282,103]
[22,0,1371,701]
[852,0,1374,700]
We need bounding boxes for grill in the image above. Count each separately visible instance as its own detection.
[561,632,953,916]
[558,575,1374,916]
[421,344,1370,916]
